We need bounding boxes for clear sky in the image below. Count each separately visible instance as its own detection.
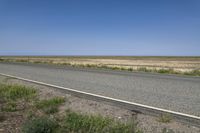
[0,0,200,56]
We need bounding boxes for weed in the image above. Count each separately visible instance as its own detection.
[120,67,127,70]
[35,97,65,109]
[26,110,36,119]
[0,84,36,101]
[156,69,174,74]
[137,67,151,72]
[128,68,133,71]
[62,63,71,66]
[1,102,17,112]
[64,112,111,133]
[22,116,58,133]
[33,61,42,64]
[43,106,59,114]
[158,114,172,123]
[17,59,28,62]
[0,58,4,61]
[112,67,120,70]
[63,111,141,133]
[86,64,94,68]
[35,97,65,114]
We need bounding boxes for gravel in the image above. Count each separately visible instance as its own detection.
[0,75,199,133]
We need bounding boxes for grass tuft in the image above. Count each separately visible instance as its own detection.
[63,111,142,133]
[137,67,151,72]
[35,97,65,114]
[1,102,17,112]
[158,114,172,123]
[22,116,58,133]
[35,97,65,109]
[0,84,36,101]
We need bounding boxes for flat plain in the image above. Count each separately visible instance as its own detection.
[1,56,200,74]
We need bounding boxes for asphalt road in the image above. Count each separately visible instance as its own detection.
[0,62,200,116]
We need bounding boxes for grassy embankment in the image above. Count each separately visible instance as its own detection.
[0,57,200,76]
[0,83,142,133]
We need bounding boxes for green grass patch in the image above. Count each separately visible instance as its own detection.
[35,97,65,109]
[127,68,133,71]
[35,97,65,114]
[111,67,120,70]
[137,67,152,72]
[1,102,17,112]
[0,84,36,101]
[120,67,127,71]
[157,69,173,74]
[33,61,42,64]
[62,111,142,133]
[22,116,58,133]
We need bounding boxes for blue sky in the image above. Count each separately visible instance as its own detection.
[0,0,200,56]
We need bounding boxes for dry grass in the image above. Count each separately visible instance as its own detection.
[1,56,200,76]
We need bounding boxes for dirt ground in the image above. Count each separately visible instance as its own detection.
[1,56,200,72]
[0,75,199,133]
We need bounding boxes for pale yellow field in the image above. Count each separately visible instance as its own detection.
[1,56,200,73]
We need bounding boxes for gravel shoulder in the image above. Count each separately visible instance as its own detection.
[0,75,199,133]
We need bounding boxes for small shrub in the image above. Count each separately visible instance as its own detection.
[157,69,173,74]
[62,63,71,66]
[33,61,42,64]
[0,58,5,61]
[101,65,110,69]
[112,67,120,70]
[22,117,58,133]
[158,114,172,123]
[17,59,28,62]
[86,64,94,68]
[120,67,126,70]
[128,68,133,71]
[1,102,17,112]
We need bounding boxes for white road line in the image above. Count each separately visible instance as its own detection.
[0,72,199,121]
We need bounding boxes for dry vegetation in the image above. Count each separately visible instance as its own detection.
[0,81,142,133]
[1,56,200,76]
[0,76,199,133]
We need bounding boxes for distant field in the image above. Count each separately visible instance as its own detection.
[0,56,200,76]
